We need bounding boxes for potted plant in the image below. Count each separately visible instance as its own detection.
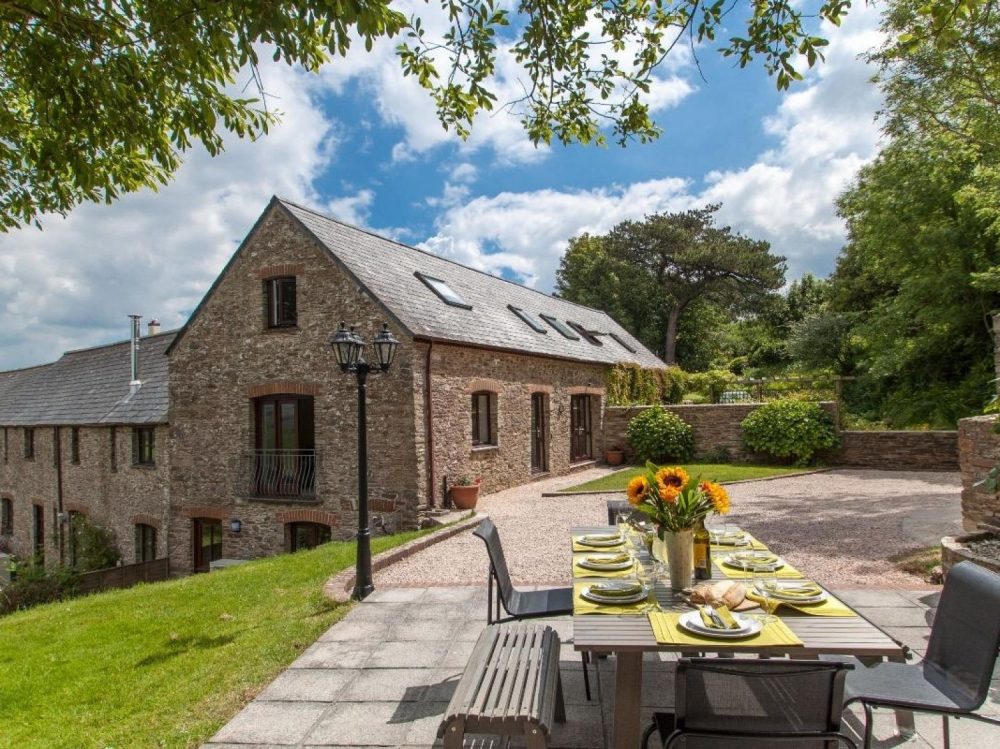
[604,445,625,466]
[450,475,482,510]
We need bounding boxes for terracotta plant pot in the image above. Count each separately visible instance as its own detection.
[605,449,625,466]
[450,483,480,510]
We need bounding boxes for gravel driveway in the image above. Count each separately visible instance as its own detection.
[375,468,962,589]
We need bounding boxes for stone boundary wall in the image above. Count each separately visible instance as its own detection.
[958,415,999,531]
[605,403,959,471]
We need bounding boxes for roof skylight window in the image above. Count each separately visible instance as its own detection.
[415,272,471,309]
[609,332,637,353]
[567,321,603,346]
[539,314,580,340]
[508,305,548,333]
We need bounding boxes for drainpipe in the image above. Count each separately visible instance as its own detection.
[54,427,64,565]
[424,341,436,509]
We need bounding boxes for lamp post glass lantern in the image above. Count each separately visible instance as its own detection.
[329,321,399,600]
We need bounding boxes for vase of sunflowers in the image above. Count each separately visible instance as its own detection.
[625,463,731,591]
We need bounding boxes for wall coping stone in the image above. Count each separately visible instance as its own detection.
[323,513,480,603]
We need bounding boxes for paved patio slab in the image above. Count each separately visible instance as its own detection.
[204,585,999,748]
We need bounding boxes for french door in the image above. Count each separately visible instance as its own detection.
[531,393,548,473]
[254,396,315,497]
[570,394,593,462]
[193,518,223,573]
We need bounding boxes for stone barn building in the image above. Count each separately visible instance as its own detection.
[1,197,664,575]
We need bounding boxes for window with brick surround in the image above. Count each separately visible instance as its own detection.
[133,427,155,466]
[1,498,12,536]
[471,391,497,447]
[135,524,157,562]
[265,276,297,328]
[23,427,34,460]
[287,522,331,552]
[110,427,117,472]
[70,427,80,464]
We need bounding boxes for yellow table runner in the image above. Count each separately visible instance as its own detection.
[714,557,805,580]
[572,536,626,553]
[648,611,803,647]
[572,558,636,579]
[746,590,856,617]
[573,582,650,615]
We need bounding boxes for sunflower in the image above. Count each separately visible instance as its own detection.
[626,476,649,506]
[654,466,690,490]
[700,480,730,515]
[656,479,681,504]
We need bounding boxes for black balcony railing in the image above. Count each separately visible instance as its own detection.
[241,449,317,499]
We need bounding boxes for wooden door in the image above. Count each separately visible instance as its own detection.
[531,393,547,472]
[570,394,592,462]
[192,519,223,573]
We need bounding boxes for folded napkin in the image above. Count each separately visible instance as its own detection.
[590,581,643,597]
[648,612,804,647]
[585,553,631,566]
[731,551,780,565]
[573,583,648,615]
[582,533,622,543]
[715,558,805,580]
[746,589,857,617]
[698,605,740,630]
[762,583,823,598]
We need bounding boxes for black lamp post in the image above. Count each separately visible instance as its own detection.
[330,321,399,600]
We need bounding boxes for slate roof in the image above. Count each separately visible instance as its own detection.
[0,332,175,426]
[279,199,665,369]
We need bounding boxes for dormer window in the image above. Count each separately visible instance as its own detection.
[415,272,471,309]
[266,277,297,328]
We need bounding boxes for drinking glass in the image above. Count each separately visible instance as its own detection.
[753,568,778,624]
[636,560,661,612]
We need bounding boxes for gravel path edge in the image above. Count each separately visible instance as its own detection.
[323,513,482,602]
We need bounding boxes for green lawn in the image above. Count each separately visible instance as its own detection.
[560,463,810,492]
[0,530,429,749]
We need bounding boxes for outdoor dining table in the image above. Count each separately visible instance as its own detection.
[570,525,908,749]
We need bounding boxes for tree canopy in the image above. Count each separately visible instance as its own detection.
[2,0,865,230]
[555,205,786,365]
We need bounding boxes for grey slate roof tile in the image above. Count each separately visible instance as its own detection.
[280,200,665,369]
[0,332,174,426]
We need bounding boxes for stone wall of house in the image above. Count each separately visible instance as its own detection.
[958,415,1000,531]
[0,424,170,566]
[604,403,959,471]
[832,430,958,470]
[167,204,421,574]
[424,342,607,503]
[604,403,839,463]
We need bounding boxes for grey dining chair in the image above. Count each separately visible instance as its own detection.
[642,658,857,748]
[836,561,1000,749]
[472,517,592,701]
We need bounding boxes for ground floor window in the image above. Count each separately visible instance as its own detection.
[288,522,331,552]
[135,523,157,563]
[1,497,11,536]
[570,394,593,462]
[193,518,222,572]
[32,504,44,563]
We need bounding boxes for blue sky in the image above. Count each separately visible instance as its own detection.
[0,2,886,370]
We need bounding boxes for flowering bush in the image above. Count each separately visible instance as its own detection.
[626,462,730,534]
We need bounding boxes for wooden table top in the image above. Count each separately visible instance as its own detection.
[570,525,904,659]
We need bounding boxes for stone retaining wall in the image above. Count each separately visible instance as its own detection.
[958,415,1000,531]
[605,403,959,471]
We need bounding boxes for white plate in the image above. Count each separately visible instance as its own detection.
[722,553,785,571]
[710,532,750,546]
[755,582,827,604]
[578,555,634,572]
[577,535,623,548]
[678,610,762,639]
[581,584,648,605]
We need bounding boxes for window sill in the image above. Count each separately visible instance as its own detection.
[569,459,598,471]
[131,463,157,470]
[245,495,321,505]
[263,325,299,334]
[471,445,499,455]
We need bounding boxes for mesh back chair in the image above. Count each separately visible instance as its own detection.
[839,561,1000,749]
[472,517,592,700]
[607,499,643,526]
[642,658,857,748]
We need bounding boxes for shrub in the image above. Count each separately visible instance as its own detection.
[741,400,839,465]
[626,406,694,463]
[69,515,121,572]
[0,564,79,616]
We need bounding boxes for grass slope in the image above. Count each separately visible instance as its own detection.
[0,530,428,748]
[561,463,809,493]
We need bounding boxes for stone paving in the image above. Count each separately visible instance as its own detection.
[205,584,1000,748]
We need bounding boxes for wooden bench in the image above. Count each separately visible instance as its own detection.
[439,623,566,748]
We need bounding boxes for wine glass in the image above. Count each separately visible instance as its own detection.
[636,560,661,612]
[752,567,778,624]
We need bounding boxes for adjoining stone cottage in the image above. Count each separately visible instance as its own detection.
[0,197,664,575]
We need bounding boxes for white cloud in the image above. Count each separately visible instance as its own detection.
[419,4,886,289]
[0,59,336,369]
[326,189,375,225]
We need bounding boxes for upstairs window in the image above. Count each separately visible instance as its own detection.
[415,272,471,309]
[471,391,497,447]
[508,305,548,334]
[70,427,80,464]
[539,315,580,340]
[266,276,297,328]
[609,332,637,353]
[133,427,155,467]
[1,498,11,536]
[23,428,34,460]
